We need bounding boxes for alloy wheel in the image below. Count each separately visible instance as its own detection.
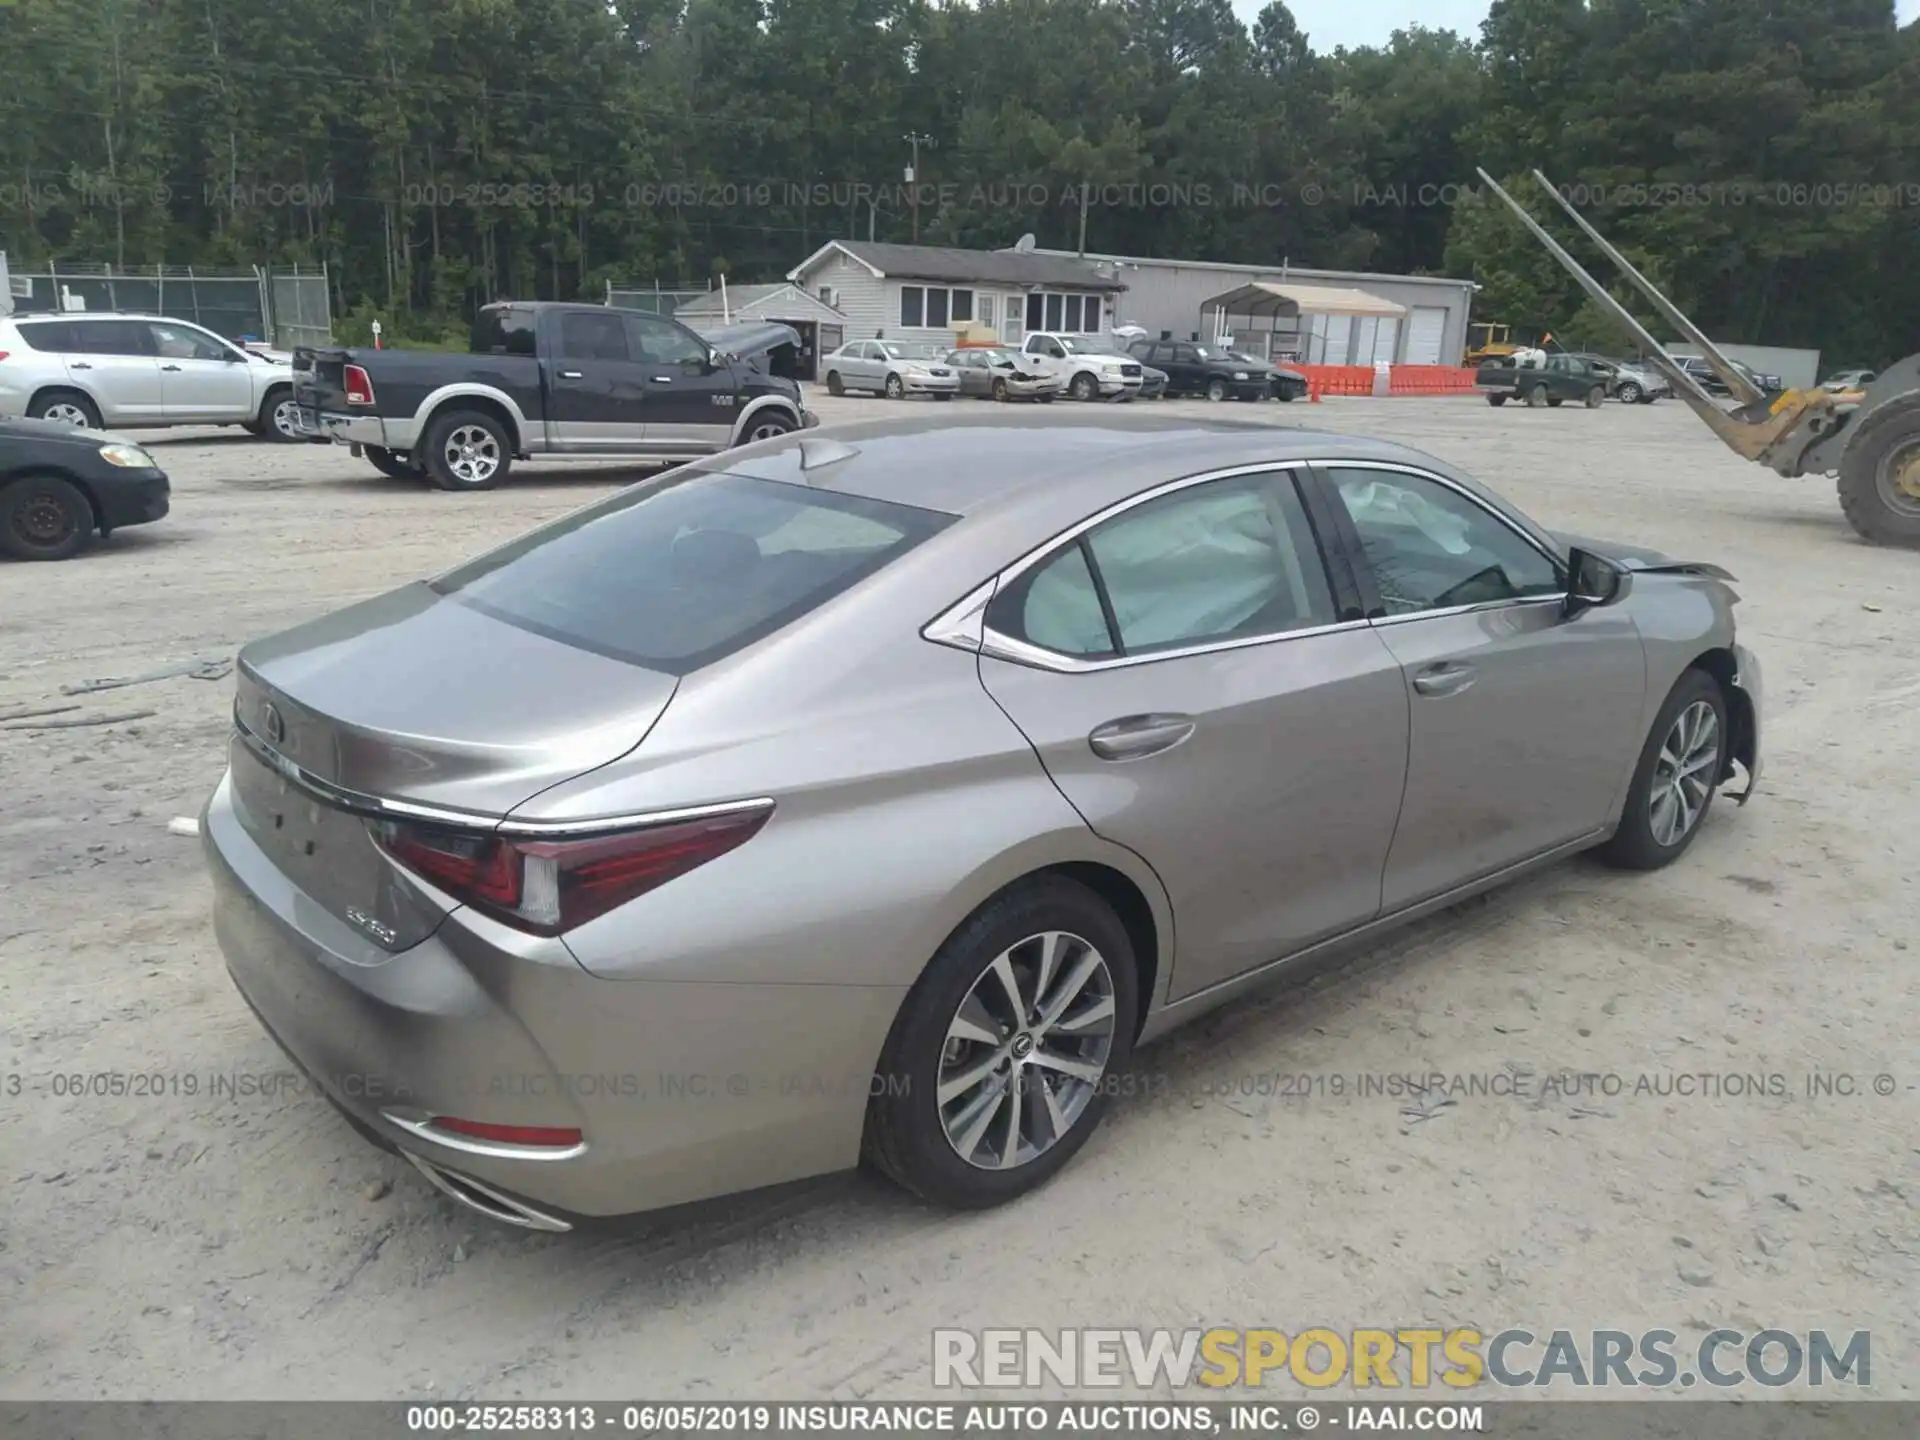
[443,424,500,485]
[1649,700,1720,846]
[937,931,1117,1171]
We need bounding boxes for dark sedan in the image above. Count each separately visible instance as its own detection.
[0,417,170,560]
[1227,351,1309,402]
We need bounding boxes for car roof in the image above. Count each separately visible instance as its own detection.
[719,412,1531,529]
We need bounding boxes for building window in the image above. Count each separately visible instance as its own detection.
[979,295,997,330]
[819,285,837,308]
[900,285,975,330]
[1027,293,1043,331]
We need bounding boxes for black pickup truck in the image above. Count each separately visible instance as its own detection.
[292,301,816,490]
[1475,353,1610,409]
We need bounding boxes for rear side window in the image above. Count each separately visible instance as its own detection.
[14,321,74,352]
[433,474,955,674]
[471,307,537,356]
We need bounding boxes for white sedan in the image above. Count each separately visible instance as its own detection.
[822,340,960,400]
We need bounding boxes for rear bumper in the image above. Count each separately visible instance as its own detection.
[201,771,900,1221]
[295,405,415,451]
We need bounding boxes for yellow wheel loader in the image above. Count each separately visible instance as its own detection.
[1480,168,1920,548]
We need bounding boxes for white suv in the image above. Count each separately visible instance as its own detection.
[0,312,302,440]
[1019,332,1143,402]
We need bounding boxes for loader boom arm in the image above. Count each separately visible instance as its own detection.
[1474,168,1848,477]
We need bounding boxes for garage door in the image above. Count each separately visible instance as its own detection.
[1404,306,1447,365]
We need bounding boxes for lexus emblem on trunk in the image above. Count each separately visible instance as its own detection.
[261,702,285,746]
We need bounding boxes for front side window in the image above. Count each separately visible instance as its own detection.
[632,315,707,367]
[987,472,1336,660]
[1327,467,1562,616]
[149,322,232,362]
[435,473,955,675]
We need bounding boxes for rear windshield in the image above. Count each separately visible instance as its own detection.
[432,473,955,674]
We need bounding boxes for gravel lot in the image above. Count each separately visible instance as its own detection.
[3,393,1916,1400]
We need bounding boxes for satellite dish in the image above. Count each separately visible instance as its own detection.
[1013,233,1036,253]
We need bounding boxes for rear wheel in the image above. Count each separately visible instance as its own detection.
[421,409,512,492]
[826,371,845,397]
[28,390,102,429]
[1835,401,1920,547]
[864,876,1138,1209]
[1595,669,1727,870]
[365,446,423,480]
[1526,384,1549,409]
[258,388,303,442]
[0,473,94,561]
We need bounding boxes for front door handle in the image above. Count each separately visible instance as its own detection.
[558,369,583,379]
[650,375,674,383]
[161,364,182,372]
[1411,663,1477,697]
[70,362,93,370]
[1088,713,1196,761]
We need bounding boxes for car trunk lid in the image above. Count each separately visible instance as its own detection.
[229,582,677,948]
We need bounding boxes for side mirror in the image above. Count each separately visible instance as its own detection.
[1564,547,1628,619]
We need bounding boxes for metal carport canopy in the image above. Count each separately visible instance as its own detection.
[1202,281,1407,319]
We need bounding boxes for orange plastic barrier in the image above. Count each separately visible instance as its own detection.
[1296,365,1376,401]
[1388,365,1480,396]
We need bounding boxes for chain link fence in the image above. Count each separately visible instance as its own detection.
[0,261,332,347]
[605,281,711,317]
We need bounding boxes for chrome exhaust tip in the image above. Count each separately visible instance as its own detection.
[402,1152,573,1233]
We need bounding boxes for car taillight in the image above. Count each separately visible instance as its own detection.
[344,363,375,405]
[0,351,10,363]
[369,807,771,935]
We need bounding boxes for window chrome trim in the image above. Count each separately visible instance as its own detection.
[231,712,773,838]
[921,460,1358,676]
[1370,594,1566,627]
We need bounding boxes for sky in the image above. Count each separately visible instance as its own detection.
[1239,0,1920,54]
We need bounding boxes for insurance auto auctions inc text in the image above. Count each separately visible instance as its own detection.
[934,1327,1870,1391]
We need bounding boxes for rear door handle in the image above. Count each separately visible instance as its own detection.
[1088,713,1196,761]
[70,362,93,370]
[1411,663,1477,697]
[650,375,674,383]
[558,369,583,379]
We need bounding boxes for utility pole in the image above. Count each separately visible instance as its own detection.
[902,132,934,242]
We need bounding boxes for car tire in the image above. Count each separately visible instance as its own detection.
[1068,372,1099,402]
[864,875,1139,1209]
[364,446,424,480]
[1276,388,1296,403]
[1038,393,1056,404]
[992,378,1010,403]
[1835,400,1920,547]
[1526,385,1549,408]
[738,410,797,444]
[1205,377,1228,402]
[1488,393,1508,407]
[1617,382,1642,404]
[27,389,103,430]
[1595,669,1729,871]
[0,472,95,561]
[421,408,512,492]
[826,371,845,397]
[258,387,303,442]
[1585,385,1605,409]
[935,392,953,402]
[884,373,906,400]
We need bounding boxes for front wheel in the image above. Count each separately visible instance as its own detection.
[421,409,512,492]
[1068,372,1099,402]
[1835,401,1920,547]
[1488,393,1508,407]
[1595,669,1728,870]
[884,373,905,400]
[826,371,845,397]
[992,378,1010,403]
[738,410,796,445]
[864,876,1138,1209]
[1616,381,1643,404]
[365,446,423,480]
[0,473,94,561]
[1205,377,1228,402]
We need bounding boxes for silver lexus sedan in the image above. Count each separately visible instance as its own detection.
[204,413,1761,1231]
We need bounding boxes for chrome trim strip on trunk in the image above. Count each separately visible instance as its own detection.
[231,712,774,838]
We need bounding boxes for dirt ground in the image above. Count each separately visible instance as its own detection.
[2,393,1916,1402]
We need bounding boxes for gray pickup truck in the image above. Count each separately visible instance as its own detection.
[292,301,815,490]
[1476,353,1611,409]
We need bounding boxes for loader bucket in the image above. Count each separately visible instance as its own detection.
[1474,169,1848,478]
